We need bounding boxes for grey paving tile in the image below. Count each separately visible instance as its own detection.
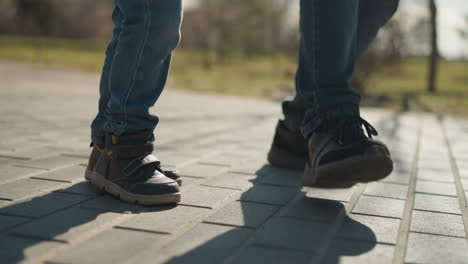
[381,171,410,185]
[414,193,461,215]
[0,235,63,264]
[0,157,19,167]
[228,160,268,175]
[406,232,468,263]
[49,228,168,264]
[177,163,228,178]
[205,201,278,228]
[30,165,86,183]
[258,169,302,187]
[231,245,312,264]
[337,214,400,244]
[117,205,210,233]
[78,196,144,213]
[14,155,85,170]
[10,207,123,241]
[204,172,257,190]
[416,180,457,196]
[0,165,43,184]
[410,210,465,237]
[55,180,100,197]
[282,196,345,222]
[0,192,89,218]
[254,218,331,252]
[156,151,198,167]
[240,184,298,206]
[352,196,405,219]
[181,185,240,209]
[198,153,249,167]
[0,214,30,231]
[364,182,408,200]
[306,187,357,203]
[0,145,72,160]
[321,239,394,264]
[417,168,455,183]
[132,223,253,264]
[0,178,70,201]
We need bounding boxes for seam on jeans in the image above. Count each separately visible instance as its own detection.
[311,0,320,111]
[121,0,152,132]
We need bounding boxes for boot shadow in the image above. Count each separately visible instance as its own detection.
[0,181,175,263]
[165,165,377,264]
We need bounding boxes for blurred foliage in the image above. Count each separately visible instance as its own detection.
[1,35,467,115]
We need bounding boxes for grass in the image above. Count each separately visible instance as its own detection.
[1,35,468,115]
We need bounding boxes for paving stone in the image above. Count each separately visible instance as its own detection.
[117,204,210,233]
[181,185,240,209]
[416,180,457,196]
[417,168,455,183]
[203,172,257,190]
[0,178,70,201]
[205,201,278,228]
[364,182,408,200]
[240,184,298,206]
[49,228,168,264]
[0,192,89,218]
[0,165,43,184]
[414,193,461,215]
[0,145,72,160]
[254,218,331,252]
[381,171,410,185]
[321,239,394,264]
[10,207,124,242]
[231,245,312,264]
[282,196,345,222]
[306,187,357,203]
[258,169,302,187]
[55,180,101,197]
[198,153,249,167]
[229,160,268,175]
[410,210,465,237]
[406,232,468,263]
[177,163,228,178]
[14,155,85,170]
[0,157,19,167]
[131,223,253,264]
[0,214,30,231]
[78,195,144,213]
[337,214,400,244]
[30,165,86,183]
[352,196,405,219]
[0,235,63,264]
[156,151,198,167]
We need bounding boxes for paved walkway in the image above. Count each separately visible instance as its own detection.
[1,61,468,264]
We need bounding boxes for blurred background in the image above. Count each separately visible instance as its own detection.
[0,0,467,114]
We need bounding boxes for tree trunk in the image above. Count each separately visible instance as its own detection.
[427,0,439,93]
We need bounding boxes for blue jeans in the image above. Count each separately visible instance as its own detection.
[91,0,399,144]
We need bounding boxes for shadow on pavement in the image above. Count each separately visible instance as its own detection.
[165,165,377,264]
[0,182,174,263]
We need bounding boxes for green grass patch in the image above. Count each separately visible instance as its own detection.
[1,35,468,115]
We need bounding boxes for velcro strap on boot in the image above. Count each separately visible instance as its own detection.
[123,154,161,177]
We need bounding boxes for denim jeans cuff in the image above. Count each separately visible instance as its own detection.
[301,104,360,138]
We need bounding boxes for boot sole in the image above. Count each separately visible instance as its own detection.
[267,144,306,170]
[84,168,183,186]
[89,171,181,205]
[303,153,393,188]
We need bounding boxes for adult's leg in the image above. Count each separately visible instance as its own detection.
[282,0,399,136]
[90,0,183,144]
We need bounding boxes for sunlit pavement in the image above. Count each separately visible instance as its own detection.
[1,61,468,264]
